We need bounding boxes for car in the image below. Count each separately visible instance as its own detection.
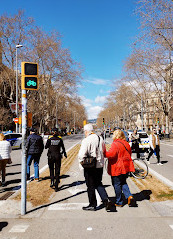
[4,133,22,149]
[138,131,150,152]
[128,131,150,153]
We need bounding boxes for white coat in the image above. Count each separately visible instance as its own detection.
[0,140,12,160]
[78,134,105,168]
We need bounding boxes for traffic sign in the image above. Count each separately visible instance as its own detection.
[13,118,19,123]
[9,103,22,113]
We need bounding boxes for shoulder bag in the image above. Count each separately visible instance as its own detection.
[80,136,100,169]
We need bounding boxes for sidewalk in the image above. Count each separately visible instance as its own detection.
[1,152,173,239]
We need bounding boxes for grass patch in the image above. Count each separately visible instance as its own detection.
[131,174,173,202]
[13,144,81,206]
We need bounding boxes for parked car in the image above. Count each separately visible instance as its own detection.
[4,133,22,149]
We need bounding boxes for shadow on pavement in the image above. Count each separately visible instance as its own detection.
[0,221,8,231]
[160,160,168,164]
[26,190,87,215]
[133,190,152,201]
[58,180,85,192]
[6,171,21,176]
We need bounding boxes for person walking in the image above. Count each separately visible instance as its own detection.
[45,128,67,192]
[129,129,140,158]
[104,129,136,207]
[0,133,12,186]
[147,128,162,165]
[78,124,112,211]
[26,128,44,181]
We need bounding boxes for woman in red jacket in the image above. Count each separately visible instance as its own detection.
[105,129,135,207]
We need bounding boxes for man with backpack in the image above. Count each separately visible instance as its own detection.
[26,128,44,181]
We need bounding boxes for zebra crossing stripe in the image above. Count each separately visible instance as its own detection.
[169,225,173,230]
[9,224,29,233]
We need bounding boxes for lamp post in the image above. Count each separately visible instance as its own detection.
[74,111,76,134]
[16,44,23,133]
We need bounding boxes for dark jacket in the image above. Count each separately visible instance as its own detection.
[26,133,44,155]
[45,135,67,160]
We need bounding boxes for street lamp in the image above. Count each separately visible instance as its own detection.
[74,111,76,134]
[16,44,23,133]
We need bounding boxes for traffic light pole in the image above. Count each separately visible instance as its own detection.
[21,89,27,215]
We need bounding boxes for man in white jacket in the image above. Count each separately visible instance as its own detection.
[78,124,112,211]
[147,128,162,165]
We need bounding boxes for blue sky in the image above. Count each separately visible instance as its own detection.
[0,0,139,119]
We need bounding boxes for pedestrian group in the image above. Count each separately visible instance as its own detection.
[0,124,162,211]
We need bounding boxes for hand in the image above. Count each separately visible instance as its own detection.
[64,154,67,158]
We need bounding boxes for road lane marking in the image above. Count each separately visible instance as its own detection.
[48,203,87,210]
[169,225,173,230]
[167,155,173,158]
[9,224,29,233]
[68,188,85,195]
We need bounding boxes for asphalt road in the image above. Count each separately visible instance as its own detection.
[0,134,173,238]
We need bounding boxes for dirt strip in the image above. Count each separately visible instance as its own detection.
[14,144,81,206]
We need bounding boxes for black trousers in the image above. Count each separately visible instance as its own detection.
[49,159,61,187]
[147,145,160,163]
[131,142,140,158]
[84,167,108,207]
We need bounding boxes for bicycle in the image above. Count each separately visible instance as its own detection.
[104,157,149,179]
[131,158,148,179]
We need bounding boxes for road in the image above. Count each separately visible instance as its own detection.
[0,134,173,238]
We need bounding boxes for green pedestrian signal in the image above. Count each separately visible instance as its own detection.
[103,118,105,124]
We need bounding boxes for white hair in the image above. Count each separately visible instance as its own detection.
[84,124,93,132]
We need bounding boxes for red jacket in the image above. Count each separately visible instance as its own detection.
[105,139,135,176]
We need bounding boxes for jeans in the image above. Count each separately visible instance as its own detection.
[27,154,41,179]
[111,174,132,205]
[84,167,108,207]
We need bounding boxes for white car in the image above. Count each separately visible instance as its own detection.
[138,131,150,152]
[128,131,150,153]
[4,133,22,149]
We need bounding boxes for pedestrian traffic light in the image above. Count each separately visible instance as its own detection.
[157,118,159,124]
[103,118,105,125]
[21,62,38,90]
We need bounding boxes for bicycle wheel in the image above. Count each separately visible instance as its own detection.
[131,158,148,179]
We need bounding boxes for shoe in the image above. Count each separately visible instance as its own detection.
[55,187,59,192]
[128,196,135,207]
[50,181,54,188]
[1,181,6,187]
[157,163,163,165]
[115,203,123,207]
[34,178,39,182]
[103,199,113,211]
[82,205,96,211]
